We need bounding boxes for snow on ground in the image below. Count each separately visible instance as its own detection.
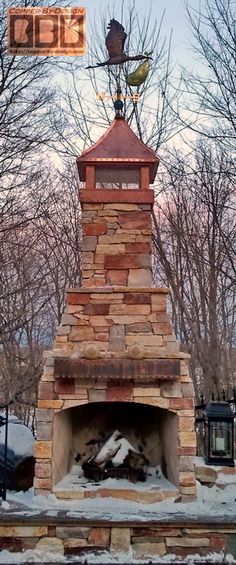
[1,479,235,522]
[0,549,235,564]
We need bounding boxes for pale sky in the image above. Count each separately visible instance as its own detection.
[81,0,198,71]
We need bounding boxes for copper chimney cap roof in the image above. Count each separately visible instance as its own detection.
[77,116,159,184]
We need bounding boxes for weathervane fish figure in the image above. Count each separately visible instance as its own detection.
[86,19,152,70]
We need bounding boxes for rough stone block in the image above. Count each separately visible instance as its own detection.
[106,269,128,286]
[178,417,195,432]
[179,456,195,472]
[88,528,110,546]
[125,322,152,333]
[54,377,75,395]
[37,400,63,409]
[227,534,236,558]
[88,389,106,402]
[195,465,217,484]
[107,386,132,402]
[56,527,90,539]
[118,211,150,230]
[152,323,173,335]
[35,537,64,554]
[95,332,108,341]
[36,422,52,441]
[99,234,136,244]
[133,387,160,396]
[97,244,125,255]
[84,223,107,236]
[170,398,194,410]
[128,268,152,287]
[0,538,23,552]
[151,295,166,311]
[181,382,195,398]
[104,254,151,270]
[83,236,97,251]
[35,462,51,478]
[34,477,52,489]
[63,399,87,409]
[166,537,209,547]
[38,382,54,400]
[36,408,53,423]
[179,471,196,486]
[34,441,52,459]
[132,542,166,558]
[179,447,196,456]
[161,382,182,397]
[126,334,162,346]
[0,526,47,537]
[83,303,109,315]
[109,324,125,351]
[61,314,81,326]
[104,203,139,211]
[111,527,130,552]
[67,293,90,305]
[124,292,151,304]
[179,432,197,448]
[134,397,170,409]
[125,242,151,254]
[110,304,150,315]
[70,326,94,341]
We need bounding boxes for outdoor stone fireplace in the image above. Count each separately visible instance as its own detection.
[34,115,197,502]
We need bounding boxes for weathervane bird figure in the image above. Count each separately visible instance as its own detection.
[86,19,152,69]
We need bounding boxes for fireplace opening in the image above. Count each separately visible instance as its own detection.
[52,402,179,499]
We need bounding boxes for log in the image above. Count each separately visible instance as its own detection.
[82,430,149,482]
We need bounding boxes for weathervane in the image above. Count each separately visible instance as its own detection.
[86,19,152,89]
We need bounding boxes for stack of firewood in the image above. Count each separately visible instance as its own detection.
[80,430,149,483]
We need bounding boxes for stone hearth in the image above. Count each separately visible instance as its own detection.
[34,115,197,502]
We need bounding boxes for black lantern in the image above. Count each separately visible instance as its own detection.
[204,401,235,466]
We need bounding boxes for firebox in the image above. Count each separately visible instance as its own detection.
[34,115,197,503]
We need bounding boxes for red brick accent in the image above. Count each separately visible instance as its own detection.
[118,211,150,230]
[83,303,109,315]
[38,383,55,400]
[125,243,151,254]
[83,279,106,287]
[170,398,195,410]
[54,377,75,395]
[140,166,150,189]
[209,535,226,551]
[88,528,110,546]
[83,223,107,236]
[86,165,95,189]
[124,293,151,305]
[106,270,128,286]
[0,538,23,552]
[104,254,150,270]
[106,385,133,401]
[79,189,154,204]
[67,293,90,305]
[153,323,173,335]
[178,447,196,456]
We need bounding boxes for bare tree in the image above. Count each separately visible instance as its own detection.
[0,164,82,419]
[176,0,236,150]
[152,140,236,400]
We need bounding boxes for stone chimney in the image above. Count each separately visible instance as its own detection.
[34,116,197,503]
